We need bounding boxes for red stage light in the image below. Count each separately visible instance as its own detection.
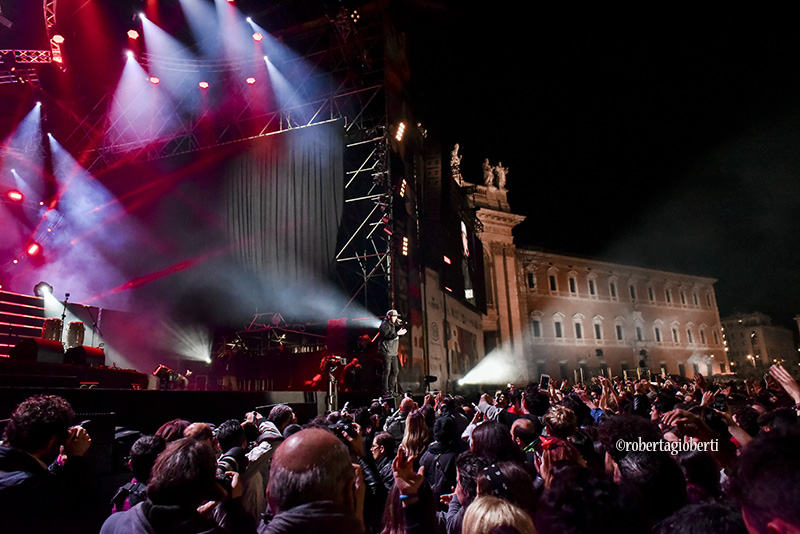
[52,34,65,44]
[252,32,263,42]
[128,29,140,40]
[245,77,256,85]
[199,81,209,89]
[27,243,41,256]
[149,76,160,84]
[7,190,23,201]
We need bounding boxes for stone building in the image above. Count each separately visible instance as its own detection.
[721,312,798,374]
[470,182,729,383]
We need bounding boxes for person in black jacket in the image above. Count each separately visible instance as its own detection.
[0,394,93,534]
[378,309,407,398]
[420,416,463,504]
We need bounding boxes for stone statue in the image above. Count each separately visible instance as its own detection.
[451,143,463,184]
[482,158,495,187]
[495,162,508,190]
[451,143,462,168]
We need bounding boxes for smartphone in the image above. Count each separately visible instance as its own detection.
[714,393,727,412]
[539,374,550,391]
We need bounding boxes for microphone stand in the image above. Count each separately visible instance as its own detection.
[83,305,103,348]
[59,293,70,348]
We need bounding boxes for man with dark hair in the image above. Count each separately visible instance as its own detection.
[101,437,254,533]
[371,431,396,490]
[439,451,492,534]
[522,382,550,418]
[261,428,364,534]
[378,309,407,398]
[111,434,166,512]
[0,394,93,533]
[266,404,296,438]
[731,428,800,534]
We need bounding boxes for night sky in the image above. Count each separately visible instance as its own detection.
[405,8,800,329]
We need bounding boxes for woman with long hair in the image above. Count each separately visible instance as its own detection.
[400,410,430,467]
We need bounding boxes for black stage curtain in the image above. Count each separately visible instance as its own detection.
[224,120,344,283]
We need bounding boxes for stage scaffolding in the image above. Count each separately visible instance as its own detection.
[37,4,397,316]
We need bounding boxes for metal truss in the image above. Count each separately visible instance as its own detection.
[48,5,392,313]
[0,1,58,83]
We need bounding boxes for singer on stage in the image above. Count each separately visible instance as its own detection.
[378,309,406,398]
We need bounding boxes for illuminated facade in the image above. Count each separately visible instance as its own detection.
[471,184,729,383]
[721,312,798,373]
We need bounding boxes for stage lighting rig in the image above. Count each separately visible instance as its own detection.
[127,30,140,40]
[7,190,23,201]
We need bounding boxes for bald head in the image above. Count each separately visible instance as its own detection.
[401,397,416,413]
[267,428,356,513]
[511,418,540,448]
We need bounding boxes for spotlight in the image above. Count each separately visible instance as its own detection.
[395,122,406,142]
[127,29,140,39]
[27,243,41,256]
[34,281,53,296]
[402,236,409,256]
[125,50,134,58]
[246,17,253,23]
[245,77,256,85]
[52,34,65,44]
[7,190,23,201]
[149,76,160,84]
[443,255,451,264]
[199,81,209,89]
[399,179,407,196]
[138,12,145,19]
[252,32,263,42]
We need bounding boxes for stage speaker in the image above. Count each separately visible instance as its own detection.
[65,346,106,367]
[9,338,65,364]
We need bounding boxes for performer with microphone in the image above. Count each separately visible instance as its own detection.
[378,309,406,398]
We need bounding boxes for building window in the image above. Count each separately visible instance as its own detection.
[713,331,720,345]
[555,321,563,338]
[680,291,687,305]
[616,325,623,340]
[629,284,636,300]
[648,287,655,302]
[549,275,557,291]
[527,272,536,289]
[706,293,712,306]
[609,282,617,299]
[655,327,662,342]
[672,328,679,343]
[569,277,577,294]
[636,326,643,341]
[687,329,694,344]
[719,363,726,373]
[575,322,583,339]
[532,320,541,338]
[594,323,602,340]
[589,279,596,296]
[693,292,699,306]
[665,289,672,303]
[700,329,706,344]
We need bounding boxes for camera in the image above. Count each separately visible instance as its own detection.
[215,446,248,494]
[328,421,359,443]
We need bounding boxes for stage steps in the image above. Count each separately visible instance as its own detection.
[0,290,45,356]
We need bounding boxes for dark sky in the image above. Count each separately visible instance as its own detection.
[405,8,800,329]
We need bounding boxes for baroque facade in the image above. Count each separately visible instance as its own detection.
[470,183,729,384]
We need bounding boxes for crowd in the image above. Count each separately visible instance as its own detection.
[3,363,800,533]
